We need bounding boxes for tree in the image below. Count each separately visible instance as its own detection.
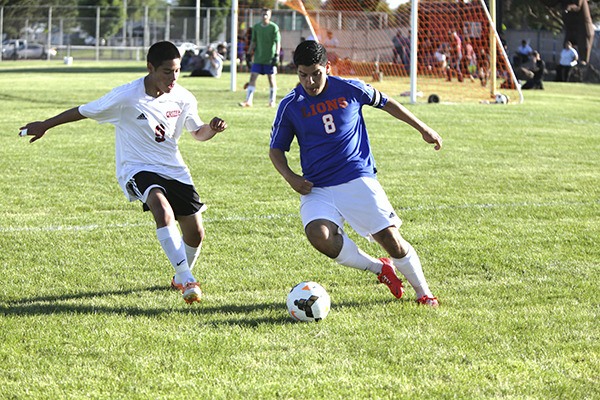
[501,0,600,33]
[0,0,78,41]
[76,0,169,43]
[176,0,232,44]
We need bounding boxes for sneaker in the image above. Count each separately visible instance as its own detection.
[170,276,184,291]
[243,82,249,89]
[238,101,252,108]
[268,101,276,108]
[377,258,404,299]
[182,282,202,304]
[417,295,439,307]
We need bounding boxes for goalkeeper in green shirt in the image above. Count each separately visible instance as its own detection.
[239,8,281,108]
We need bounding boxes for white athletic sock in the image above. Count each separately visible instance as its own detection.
[246,85,256,103]
[269,87,277,103]
[156,225,195,284]
[184,242,201,271]
[335,234,381,274]
[392,245,431,298]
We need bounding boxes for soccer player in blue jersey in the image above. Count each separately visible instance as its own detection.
[269,41,442,306]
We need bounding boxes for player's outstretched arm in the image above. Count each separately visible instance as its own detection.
[382,98,443,151]
[269,148,313,195]
[191,117,227,141]
[20,107,87,143]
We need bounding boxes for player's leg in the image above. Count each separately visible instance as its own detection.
[178,211,205,271]
[304,219,404,299]
[301,187,402,298]
[145,188,196,286]
[336,177,435,303]
[126,172,200,303]
[240,70,260,107]
[267,70,277,107]
[304,219,383,274]
[371,227,437,306]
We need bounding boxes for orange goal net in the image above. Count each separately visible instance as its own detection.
[281,0,521,104]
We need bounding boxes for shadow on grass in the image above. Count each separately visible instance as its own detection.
[0,284,402,327]
[0,92,77,108]
[0,66,146,75]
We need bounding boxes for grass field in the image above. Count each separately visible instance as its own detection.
[1,60,598,399]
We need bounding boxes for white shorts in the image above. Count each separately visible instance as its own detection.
[300,176,402,239]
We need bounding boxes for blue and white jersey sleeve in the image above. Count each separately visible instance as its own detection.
[270,90,298,152]
[360,80,387,108]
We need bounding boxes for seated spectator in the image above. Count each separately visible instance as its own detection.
[181,50,197,72]
[216,43,228,60]
[514,40,533,66]
[521,51,545,90]
[190,49,223,78]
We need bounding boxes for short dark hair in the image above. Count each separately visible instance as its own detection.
[293,40,327,67]
[147,41,180,68]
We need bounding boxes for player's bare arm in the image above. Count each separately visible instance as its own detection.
[269,148,314,195]
[191,117,227,141]
[382,98,443,151]
[20,107,87,143]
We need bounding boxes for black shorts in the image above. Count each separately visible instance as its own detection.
[126,171,205,216]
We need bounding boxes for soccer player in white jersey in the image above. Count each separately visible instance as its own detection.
[269,41,442,306]
[19,41,227,304]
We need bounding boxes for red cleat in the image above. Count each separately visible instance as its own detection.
[377,258,404,299]
[417,295,439,307]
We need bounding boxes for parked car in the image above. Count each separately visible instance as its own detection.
[17,43,56,59]
[1,39,21,60]
[1,40,56,60]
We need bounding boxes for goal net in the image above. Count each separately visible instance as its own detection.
[281,0,522,104]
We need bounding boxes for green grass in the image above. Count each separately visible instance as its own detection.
[1,60,599,399]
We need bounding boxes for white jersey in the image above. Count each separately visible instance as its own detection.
[79,77,204,201]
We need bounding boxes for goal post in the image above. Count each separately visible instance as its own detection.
[281,0,522,104]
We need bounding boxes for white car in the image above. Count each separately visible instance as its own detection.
[1,41,56,60]
[18,43,56,59]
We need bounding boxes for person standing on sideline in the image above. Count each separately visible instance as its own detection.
[555,40,578,82]
[269,41,442,306]
[239,8,281,108]
[19,41,228,305]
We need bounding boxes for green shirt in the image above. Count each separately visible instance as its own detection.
[251,21,280,64]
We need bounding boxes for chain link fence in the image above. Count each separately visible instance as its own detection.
[0,5,312,63]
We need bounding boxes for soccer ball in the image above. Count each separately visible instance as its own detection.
[495,93,509,104]
[286,281,331,322]
[427,94,440,103]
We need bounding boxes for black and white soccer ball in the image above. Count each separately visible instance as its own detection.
[286,281,331,322]
[495,93,509,104]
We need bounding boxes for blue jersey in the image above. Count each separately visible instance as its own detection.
[270,76,388,187]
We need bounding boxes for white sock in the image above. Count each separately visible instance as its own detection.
[392,245,431,298]
[335,234,381,274]
[184,242,201,271]
[269,87,277,103]
[246,85,256,103]
[156,225,195,284]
